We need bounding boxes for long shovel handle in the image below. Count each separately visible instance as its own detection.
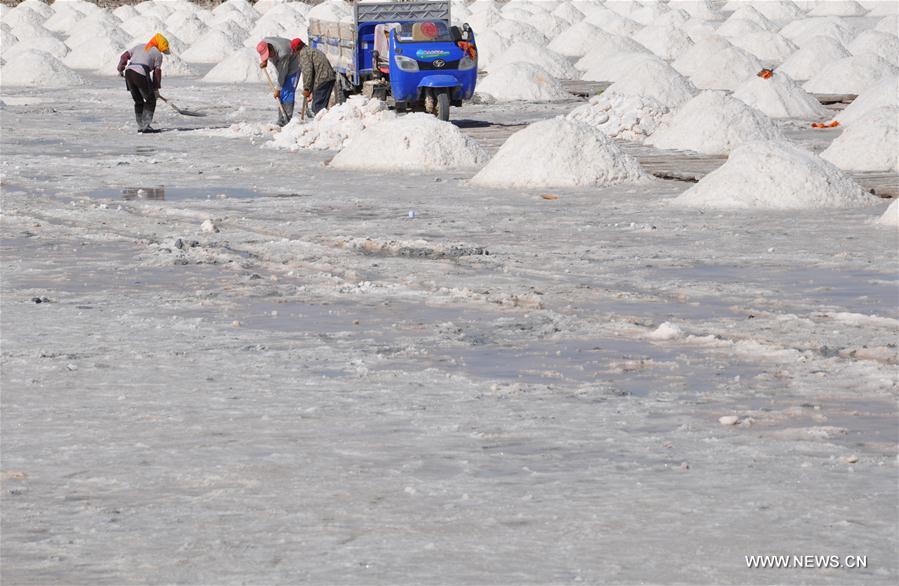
[262,67,289,121]
[300,94,307,121]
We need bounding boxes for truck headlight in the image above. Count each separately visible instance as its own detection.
[458,55,476,70]
[394,55,419,72]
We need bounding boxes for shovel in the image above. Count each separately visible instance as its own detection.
[158,94,207,117]
[262,67,290,122]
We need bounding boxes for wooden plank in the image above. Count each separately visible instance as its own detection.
[560,80,611,98]
[813,93,857,105]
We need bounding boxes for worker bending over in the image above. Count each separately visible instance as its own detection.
[292,38,337,116]
[257,36,301,126]
[117,33,169,133]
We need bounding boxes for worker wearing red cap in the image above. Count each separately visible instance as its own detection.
[292,38,336,117]
[257,36,301,126]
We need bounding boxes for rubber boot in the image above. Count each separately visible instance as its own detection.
[140,109,156,133]
[135,104,145,132]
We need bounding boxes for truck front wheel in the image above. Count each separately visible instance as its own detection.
[436,89,450,122]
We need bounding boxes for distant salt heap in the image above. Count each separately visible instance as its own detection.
[567,94,669,142]
[268,96,395,152]
[781,17,854,47]
[835,76,899,125]
[4,37,69,60]
[631,25,694,61]
[688,46,763,91]
[582,52,665,83]
[0,48,84,87]
[547,21,607,57]
[777,36,850,81]
[161,53,199,77]
[182,28,242,63]
[803,54,899,95]
[674,141,878,209]
[821,106,899,172]
[847,30,899,64]
[730,32,798,64]
[492,41,579,80]
[647,91,782,155]
[602,59,697,109]
[671,36,733,78]
[471,117,651,189]
[573,34,651,71]
[732,72,829,119]
[64,37,127,72]
[203,47,269,83]
[808,0,869,17]
[876,199,899,228]
[331,114,488,172]
[477,62,569,102]
[752,0,803,23]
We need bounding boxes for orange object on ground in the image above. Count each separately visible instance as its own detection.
[757,68,774,79]
[811,121,840,128]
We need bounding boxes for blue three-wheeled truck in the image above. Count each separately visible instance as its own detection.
[308,0,478,121]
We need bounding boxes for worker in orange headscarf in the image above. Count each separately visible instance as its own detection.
[117,33,170,133]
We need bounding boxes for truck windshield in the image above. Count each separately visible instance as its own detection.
[394,21,452,43]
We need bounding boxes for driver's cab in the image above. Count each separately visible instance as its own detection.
[371,20,476,80]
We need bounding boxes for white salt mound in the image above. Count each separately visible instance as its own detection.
[732,72,829,119]
[631,25,694,61]
[471,117,651,189]
[808,0,869,17]
[0,49,84,87]
[64,37,127,72]
[477,62,569,102]
[574,34,651,71]
[647,91,782,155]
[803,54,899,95]
[547,21,606,57]
[730,32,798,64]
[876,199,899,228]
[835,76,899,125]
[182,29,241,63]
[649,322,683,341]
[202,47,269,83]
[4,37,69,60]
[162,53,199,77]
[689,46,763,91]
[777,36,850,81]
[674,141,877,209]
[330,114,488,172]
[567,93,669,142]
[847,30,899,64]
[821,106,899,172]
[582,52,665,83]
[268,96,395,151]
[671,36,733,78]
[603,59,696,109]
[492,41,579,80]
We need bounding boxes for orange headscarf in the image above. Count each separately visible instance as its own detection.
[145,33,170,54]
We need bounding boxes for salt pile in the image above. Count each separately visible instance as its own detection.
[847,31,899,64]
[674,141,878,209]
[477,62,569,102]
[167,13,209,44]
[803,54,898,95]
[0,48,84,87]
[777,36,850,81]
[722,5,780,32]
[730,32,798,64]
[753,0,803,23]
[1,28,17,52]
[821,106,899,172]
[492,19,548,48]
[44,6,85,34]
[182,29,242,64]
[203,47,269,83]
[835,76,899,125]
[268,96,395,152]
[875,15,898,34]
[671,36,733,78]
[492,41,579,80]
[716,18,769,38]
[668,0,722,21]
[781,17,854,47]
[120,15,167,38]
[631,25,694,60]
[547,22,607,57]
[647,91,782,155]
[4,37,69,60]
[64,37,127,72]
[688,46,763,91]
[808,0,869,17]
[876,199,899,228]
[471,117,651,189]
[162,53,200,77]
[471,30,508,70]
[732,72,829,119]
[574,35,651,72]
[601,59,697,109]
[330,114,488,172]
[567,93,669,142]
[582,52,665,83]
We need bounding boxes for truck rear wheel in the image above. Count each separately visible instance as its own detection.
[436,90,450,122]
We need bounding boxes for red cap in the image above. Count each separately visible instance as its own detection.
[290,38,304,52]
[256,40,270,62]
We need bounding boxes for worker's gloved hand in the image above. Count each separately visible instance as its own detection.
[259,61,267,69]
[273,89,280,99]
[302,89,311,99]
[119,70,124,77]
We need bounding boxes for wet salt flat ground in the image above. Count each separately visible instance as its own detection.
[1,78,897,585]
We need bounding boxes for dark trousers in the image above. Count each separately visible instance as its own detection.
[310,80,335,116]
[125,69,156,131]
